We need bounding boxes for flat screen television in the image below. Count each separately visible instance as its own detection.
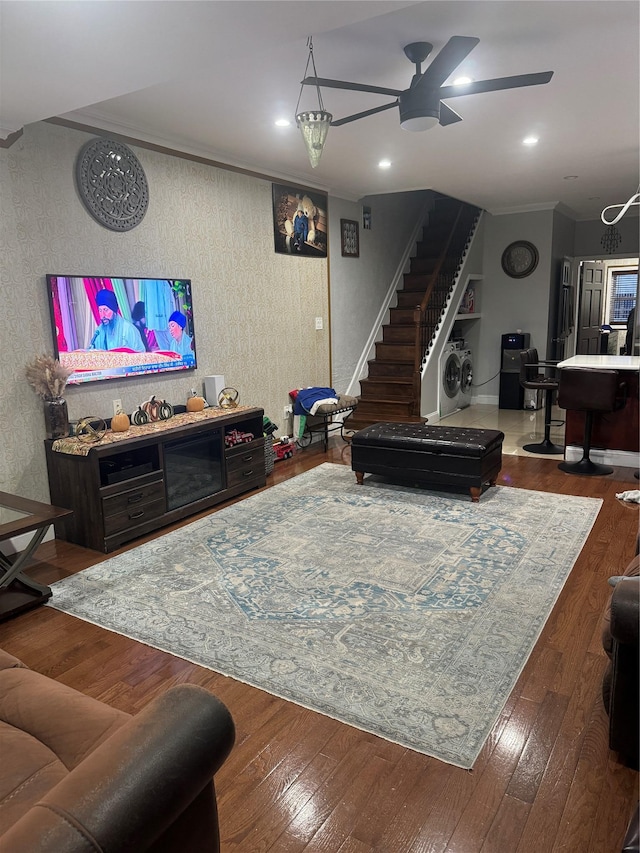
[46,275,197,385]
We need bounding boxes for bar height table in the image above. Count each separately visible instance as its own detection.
[0,491,72,621]
[557,355,639,468]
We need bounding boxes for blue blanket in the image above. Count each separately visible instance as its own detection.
[293,387,337,415]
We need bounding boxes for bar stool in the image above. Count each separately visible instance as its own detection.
[519,348,564,454]
[557,368,620,476]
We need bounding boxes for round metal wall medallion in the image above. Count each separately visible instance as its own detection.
[501,240,539,278]
[76,138,149,231]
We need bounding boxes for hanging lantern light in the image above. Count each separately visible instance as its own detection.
[295,37,332,168]
[296,110,332,168]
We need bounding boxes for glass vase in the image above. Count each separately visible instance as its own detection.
[43,397,69,440]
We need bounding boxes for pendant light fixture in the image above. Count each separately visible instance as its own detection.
[295,37,332,168]
[601,189,640,225]
[600,225,623,254]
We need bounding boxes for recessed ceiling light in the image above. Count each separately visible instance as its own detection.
[274,118,291,127]
[522,136,539,146]
[563,175,579,180]
[378,159,392,169]
[453,76,473,86]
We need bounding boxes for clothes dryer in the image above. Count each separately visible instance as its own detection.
[439,342,462,417]
[459,349,473,409]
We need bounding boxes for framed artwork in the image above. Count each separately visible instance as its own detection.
[341,219,359,258]
[362,206,372,230]
[272,183,328,257]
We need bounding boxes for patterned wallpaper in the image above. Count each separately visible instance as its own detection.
[0,122,329,502]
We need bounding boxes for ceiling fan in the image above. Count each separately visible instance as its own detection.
[302,36,553,132]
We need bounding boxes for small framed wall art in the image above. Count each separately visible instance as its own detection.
[272,183,328,256]
[340,219,359,258]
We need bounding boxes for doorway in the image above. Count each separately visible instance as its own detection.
[573,255,639,356]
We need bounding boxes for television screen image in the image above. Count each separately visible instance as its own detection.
[46,276,197,385]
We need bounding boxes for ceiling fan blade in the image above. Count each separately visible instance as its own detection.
[302,76,402,98]
[439,102,463,126]
[330,101,399,127]
[418,36,479,88]
[439,71,554,98]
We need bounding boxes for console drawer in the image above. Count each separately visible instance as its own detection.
[103,497,166,537]
[225,438,264,464]
[102,480,166,536]
[102,479,165,518]
[226,441,263,480]
[227,466,264,489]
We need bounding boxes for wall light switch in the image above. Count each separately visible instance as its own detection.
[315,316,323,330]
[112,399,122,416]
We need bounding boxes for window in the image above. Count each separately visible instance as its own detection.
[607,269,637,325]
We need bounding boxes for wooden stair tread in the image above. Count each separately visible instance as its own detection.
[360,378,412,385]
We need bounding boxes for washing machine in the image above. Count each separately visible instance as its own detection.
[439,342,462,417]
[459,348,473,409]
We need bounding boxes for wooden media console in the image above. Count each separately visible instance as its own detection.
[45,406,265,553]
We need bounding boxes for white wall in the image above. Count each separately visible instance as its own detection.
[473,209,554,402]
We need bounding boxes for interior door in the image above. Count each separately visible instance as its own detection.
[552,257,575,361]
[577,261,605,354]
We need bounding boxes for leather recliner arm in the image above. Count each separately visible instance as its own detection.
[610,577,640,644]
[608,578,639,766]
[0,684,235,853]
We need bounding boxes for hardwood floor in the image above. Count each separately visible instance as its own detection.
[2,442,638,852]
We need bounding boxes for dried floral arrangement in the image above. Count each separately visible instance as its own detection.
[25,354,73,400]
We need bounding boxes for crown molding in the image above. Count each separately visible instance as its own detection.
[0,127,24,148]
[49,112,331,197]
[488,201,561,216]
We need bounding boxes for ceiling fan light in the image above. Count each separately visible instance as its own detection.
[399,89,440,131]
[400,114,439,132]
[296,110,332,168]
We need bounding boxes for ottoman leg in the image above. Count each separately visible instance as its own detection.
[355,471,364,485]
[470,486,481,503]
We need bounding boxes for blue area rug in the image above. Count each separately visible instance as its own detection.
[48,463,601,768]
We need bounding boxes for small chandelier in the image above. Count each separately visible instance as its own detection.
[601,225,622,254]
[295,37,332,168]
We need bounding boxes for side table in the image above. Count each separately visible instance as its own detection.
[0,491,72,621]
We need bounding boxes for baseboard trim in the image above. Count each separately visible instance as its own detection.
[564,445,640,470]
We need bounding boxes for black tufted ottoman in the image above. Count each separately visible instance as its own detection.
[351,422,505,502]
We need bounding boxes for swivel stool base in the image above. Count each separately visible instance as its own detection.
[558,457,613,477]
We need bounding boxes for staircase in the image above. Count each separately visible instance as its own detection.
[349,195,481,431]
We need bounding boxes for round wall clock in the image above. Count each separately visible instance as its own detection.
[501,240,539,278]
[75,138,149,231]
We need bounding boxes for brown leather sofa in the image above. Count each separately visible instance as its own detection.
[0,649,235,852]
[601,550,639,853]
[601,552,639,769]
